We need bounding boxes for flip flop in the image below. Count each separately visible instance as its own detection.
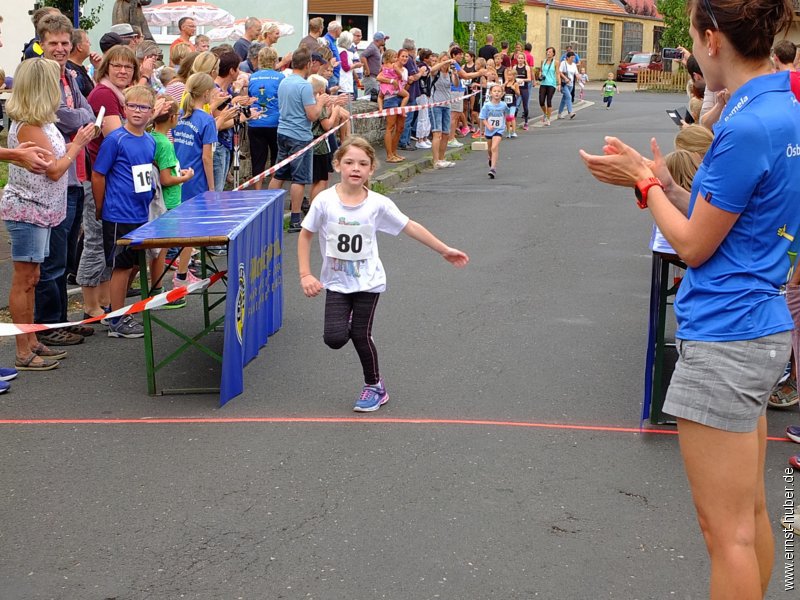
[386,156,404,163]
[15,353,59,371]
[31,343,67,360]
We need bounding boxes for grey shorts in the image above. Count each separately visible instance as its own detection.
[663,332,791,432]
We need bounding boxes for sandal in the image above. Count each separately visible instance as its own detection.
[31,343,67,360]
[768,377,799,408]
[386,156,403,163]
[15,353,59,371]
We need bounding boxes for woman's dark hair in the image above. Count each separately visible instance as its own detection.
[418,48,433,62]
[690,0,794,60]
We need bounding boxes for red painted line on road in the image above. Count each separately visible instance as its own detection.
[0,416,793,442]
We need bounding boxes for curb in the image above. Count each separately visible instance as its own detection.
[530,99,594,127]
[371,144,473,192]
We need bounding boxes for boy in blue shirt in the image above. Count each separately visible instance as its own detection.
[479,83,510,179]
[92,86,157,339]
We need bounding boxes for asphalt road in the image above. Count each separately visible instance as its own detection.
[1,90,798,600]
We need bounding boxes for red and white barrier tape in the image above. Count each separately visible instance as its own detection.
[234,91,479,192]
[0,272,226,337]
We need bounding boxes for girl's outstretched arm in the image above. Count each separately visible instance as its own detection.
[402,220,469,267]
[298,228,324,297]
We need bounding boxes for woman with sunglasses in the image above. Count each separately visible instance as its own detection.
[581,1,799,597]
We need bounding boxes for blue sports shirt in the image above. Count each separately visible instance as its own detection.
[675,71,800,341]
[93,127,156,223]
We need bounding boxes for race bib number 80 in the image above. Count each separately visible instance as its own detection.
[325,223,374,261]
[132,163,152,194]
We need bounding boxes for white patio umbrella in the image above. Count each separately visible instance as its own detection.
[142,1,235,28]
[205,18,295,43]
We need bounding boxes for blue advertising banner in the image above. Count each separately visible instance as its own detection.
[220,191,284,406]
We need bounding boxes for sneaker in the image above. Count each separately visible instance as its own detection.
[522,122,528,131]
[779,361,793,384]
[510,132,518,138]
[434,161,448,169]
[37,329,84,346]
[471,131,482,139]
[353,379,389,412]
[790,455,800,472]
[787,425,800,444]
[544,117,551,126]
[154,296,187,310]
[440,160,455,168]
[447,139,463,148]
[173,270,202,289]
[782,504,800,534]
[0,366,18,381]
[488,168,496,179]
[287,220,302,233]
[0,380,9,394]
[126,287,141,298]
[555,113,562,120]
[416,140,432,149]
[569,113,576,119]
[107,315,145,339]
[459,126,470,136]
[66,324,94,337]
[398,144,416,151]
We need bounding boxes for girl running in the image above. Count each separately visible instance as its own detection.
[480,82,510,179]
[503,70,520,138]
[297,136,469,412]
[513,51,532,130]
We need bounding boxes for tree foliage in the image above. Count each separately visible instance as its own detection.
[42,0,102,31]
[454,0,527,52]
[656,0,691,49]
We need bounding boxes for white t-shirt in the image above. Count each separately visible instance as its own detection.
[301,186,410,293]
[559,60,578,86]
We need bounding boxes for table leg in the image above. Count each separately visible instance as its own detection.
[139,250,157,395]
[651,256,671,423]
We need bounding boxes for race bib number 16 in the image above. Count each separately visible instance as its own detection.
[132,163,152,194]
[325,223,373,261]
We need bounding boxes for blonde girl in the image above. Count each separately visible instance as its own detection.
[171,73,217,287]
[297,136,469,412]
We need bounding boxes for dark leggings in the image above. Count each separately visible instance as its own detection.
[519,85,530,122]
[539,85,556,109]
[248,126,278,178]
[324,290,381,385]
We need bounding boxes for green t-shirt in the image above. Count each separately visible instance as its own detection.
[603,79,618,97]
[151,130,182,210]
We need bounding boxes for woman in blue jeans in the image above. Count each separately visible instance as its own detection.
[557,51,578,119]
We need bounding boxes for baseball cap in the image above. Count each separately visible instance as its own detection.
[373,31,390,41]
[311,52,325,64]
[110,23,136,38]
[99,32,124,53]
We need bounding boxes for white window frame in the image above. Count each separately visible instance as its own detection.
[560,18,589,63]
[597,22,614,64]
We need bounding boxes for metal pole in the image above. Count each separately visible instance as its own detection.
[545,0,550,49]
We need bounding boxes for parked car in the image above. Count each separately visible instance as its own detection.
[616,52,663,81]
